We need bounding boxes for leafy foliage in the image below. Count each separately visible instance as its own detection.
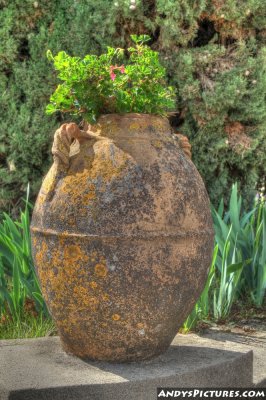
[176,42,266,206]
[183,183,266,330]
[212,183,266,308]
[46,35,175,123]
[0,188,48,319]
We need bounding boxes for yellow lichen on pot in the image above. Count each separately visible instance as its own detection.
[31,113,213,362]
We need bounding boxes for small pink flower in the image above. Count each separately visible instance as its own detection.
[110,64,125,80]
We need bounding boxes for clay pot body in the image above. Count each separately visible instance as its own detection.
[31,114,213,362]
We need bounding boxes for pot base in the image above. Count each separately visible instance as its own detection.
[60,336,171,363]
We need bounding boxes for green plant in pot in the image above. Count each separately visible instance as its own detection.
[46,35,175,123]
[30,35,214,361]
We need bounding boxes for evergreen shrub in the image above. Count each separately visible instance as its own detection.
[0,0,265,211]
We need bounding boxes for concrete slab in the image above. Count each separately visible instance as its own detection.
[200,328,266,388]
[0,334,253,400]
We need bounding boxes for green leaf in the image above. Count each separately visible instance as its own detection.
[229,183,241,233]
[130,34,151,44]
[46,49,54,62]
[227,262,243,274]
[45,104,58,115]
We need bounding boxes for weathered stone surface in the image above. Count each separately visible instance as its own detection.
[200,327,266,388]
[31,114,214,361]
[0,335,253,400]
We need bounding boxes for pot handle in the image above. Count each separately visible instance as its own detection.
[52,122,93,168]
[44,123,94,201]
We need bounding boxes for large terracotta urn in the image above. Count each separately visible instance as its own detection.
[31,114,214,362]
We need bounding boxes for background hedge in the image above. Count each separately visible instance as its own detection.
[1,0,265,213]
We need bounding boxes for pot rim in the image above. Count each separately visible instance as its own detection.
[93,112,170,121]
